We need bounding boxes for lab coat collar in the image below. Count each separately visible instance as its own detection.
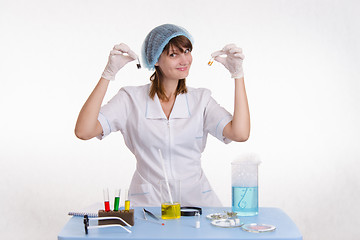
[145,93,191,119]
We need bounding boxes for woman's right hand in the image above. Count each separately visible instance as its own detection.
[101,43,139,81]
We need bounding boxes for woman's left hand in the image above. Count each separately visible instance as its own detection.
[211,44,245,79]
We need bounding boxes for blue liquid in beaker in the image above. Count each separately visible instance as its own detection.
[232,186,258,216]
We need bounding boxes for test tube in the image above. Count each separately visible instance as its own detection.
[103,188,110,212]
[208,57,215,66]
[125,188,130,211]
[114,189,121,211]
[136,58,141,69]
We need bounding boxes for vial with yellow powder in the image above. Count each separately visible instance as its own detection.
[208,57,215,66]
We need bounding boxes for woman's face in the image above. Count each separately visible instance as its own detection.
[155,45,192,81]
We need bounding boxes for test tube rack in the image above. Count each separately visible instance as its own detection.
[98,209,134,226]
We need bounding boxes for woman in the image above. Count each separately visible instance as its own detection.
[75,24,250,207]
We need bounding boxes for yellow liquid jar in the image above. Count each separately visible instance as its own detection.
[161,202,181,219]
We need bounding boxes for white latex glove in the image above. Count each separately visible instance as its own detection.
[101,43,139,81]
[211,44,245,79]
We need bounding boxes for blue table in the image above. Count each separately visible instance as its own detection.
[58,207,302,240]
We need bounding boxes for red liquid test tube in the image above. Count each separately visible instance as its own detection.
[103,188,110,212]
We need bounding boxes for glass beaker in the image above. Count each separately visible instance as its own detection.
[231,156,261,216]
[160,179,181,219]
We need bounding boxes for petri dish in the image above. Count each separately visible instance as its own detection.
[211,219,243,228]
[241,223,276,233]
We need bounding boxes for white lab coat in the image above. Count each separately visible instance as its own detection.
[97,84,232,207]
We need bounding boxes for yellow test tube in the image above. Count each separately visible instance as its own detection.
[125,188,130,211]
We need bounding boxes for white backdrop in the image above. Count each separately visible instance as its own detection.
[1,0,359,239]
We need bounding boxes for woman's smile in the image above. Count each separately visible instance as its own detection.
[177,66,188,71]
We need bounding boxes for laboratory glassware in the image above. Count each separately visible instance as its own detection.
[231,156,261,216]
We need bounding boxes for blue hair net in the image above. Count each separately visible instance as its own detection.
[141,24,193,70]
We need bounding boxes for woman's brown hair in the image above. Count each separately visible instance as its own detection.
[149,35,192,101]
